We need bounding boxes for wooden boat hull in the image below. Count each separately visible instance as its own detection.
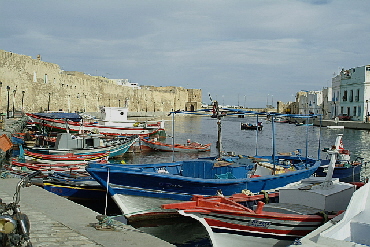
[42,173,106,200]
[30,135,138,158]
[24,150,109,164]
[140,138,211,152]
[315,164,362,182]
[26,113,165,137]
[86,156,321,218]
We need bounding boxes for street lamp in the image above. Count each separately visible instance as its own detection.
[21,91,25,112]
[47,93,51,111]
[0,82,2,115]
[366,100,369,123]
[6,86,10,119]
[12,89,16,117]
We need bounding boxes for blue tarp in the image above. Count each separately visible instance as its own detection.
[33,112,82,122]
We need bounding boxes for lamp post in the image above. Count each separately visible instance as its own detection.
[12,89,16,117]
[21,91,25,112]
[366,100,369,123]
[47,93,51,111]
[0,82,2,115]
[6,86,10,119]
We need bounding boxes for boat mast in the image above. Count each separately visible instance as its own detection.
[271,115,276,175]
[212,101,223,158]
[172,109,175,162]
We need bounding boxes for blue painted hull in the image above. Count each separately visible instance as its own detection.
[315,164,362,182]
[43,182,106,200]
[30,136,137,158]
[86,157,321,201]
[43,173,106,200]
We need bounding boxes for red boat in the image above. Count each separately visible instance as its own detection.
[140,137,211,152]
[162,192,338,247]
[11,159,86,173]
[24,149,109,164]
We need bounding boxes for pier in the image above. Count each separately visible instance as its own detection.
[0,178,174,247]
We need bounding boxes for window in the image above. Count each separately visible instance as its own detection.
[356,89,360,102]
[358,106,361,116]
[354,106,357,116]
[347,107,350,116]
[366,67,370,71]
[349,90,353,102]
[343,91,347,101]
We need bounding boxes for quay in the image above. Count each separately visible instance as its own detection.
[0,116,173,246]
[0,178,175,247]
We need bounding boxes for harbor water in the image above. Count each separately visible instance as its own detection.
[83,115,370,246]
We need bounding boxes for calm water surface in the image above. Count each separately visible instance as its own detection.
[106,115,370,246]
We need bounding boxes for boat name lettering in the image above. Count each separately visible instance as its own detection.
[249,219,271,228]
[159,182,183,188]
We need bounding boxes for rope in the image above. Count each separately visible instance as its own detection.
[316,211,329,223]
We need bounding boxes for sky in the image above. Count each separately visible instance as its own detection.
[2,0,370,108]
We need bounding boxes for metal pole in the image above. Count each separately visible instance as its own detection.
[305,116,309,168]
[47,93,51,111]
[21,91,25,112]
[12,89,16,117]
[6,86,10,119]
[255,115,259,156]
[318,115,322,160]
[172,110,175,162]
[272,115,276,175]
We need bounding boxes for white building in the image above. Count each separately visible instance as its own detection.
[334,66,370,121]
[111,79,141,89]
[297,91,323,115]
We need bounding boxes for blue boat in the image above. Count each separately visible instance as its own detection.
[29,133,138,158]
[315,134,363,182]
[86,155,321,219]
[86,103,323,218]
[42,172,106,201]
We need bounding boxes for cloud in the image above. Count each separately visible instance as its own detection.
[1,0,370,107]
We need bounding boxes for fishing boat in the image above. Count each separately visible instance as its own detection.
[42,172,106,201]
[315,134,363,182]
[294,181,370,246]
[162,151,356,247]
[87,104,324,220]
[140,137,211,152]
[11,159,86,173]
[86,154,321,219]
[295,122,313,126]
[24,149,109,164]
[26,107,165,137]
[240,122,263,130]
[30,133,138,158]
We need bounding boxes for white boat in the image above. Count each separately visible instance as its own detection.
[292,181,370,246]
[162,150,356,247]
[26,107,165,136]
[327,126,344,129]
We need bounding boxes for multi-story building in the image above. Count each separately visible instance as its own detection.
[296,91,323,115]
[334,66,370,121]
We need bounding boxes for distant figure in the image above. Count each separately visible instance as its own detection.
[24,129,35,141]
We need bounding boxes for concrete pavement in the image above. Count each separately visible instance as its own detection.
[0,177,174,247]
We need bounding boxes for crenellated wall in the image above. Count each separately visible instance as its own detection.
[0,50,201,114]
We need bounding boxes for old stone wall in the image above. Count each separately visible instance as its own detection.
[0,50,201,114]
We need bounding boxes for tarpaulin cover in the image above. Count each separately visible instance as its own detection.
[34,113,82,122]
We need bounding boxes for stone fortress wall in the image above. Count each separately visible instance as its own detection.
[0,50,202,115]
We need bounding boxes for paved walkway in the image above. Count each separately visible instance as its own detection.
[0,178,174,247]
